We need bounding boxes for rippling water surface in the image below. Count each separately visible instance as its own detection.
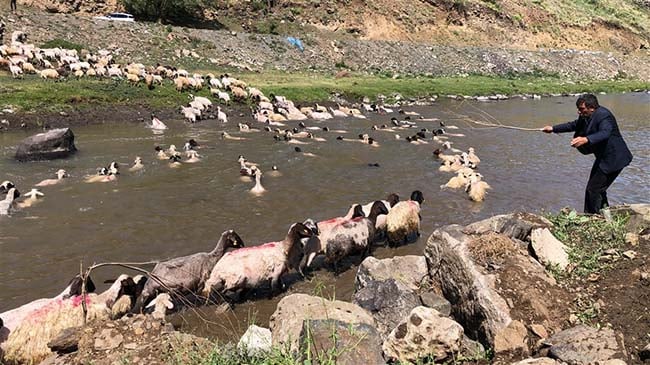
[0,92,648,339]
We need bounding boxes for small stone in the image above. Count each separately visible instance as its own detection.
[105,322,115,328]
[603,249,618,256]
[124,342,138,350]
[530,324,548,339]
[624,233,639,246]
[587,273,600,282]
[569,314,579,324]
[622,250,636,259]
[134,327,144,336]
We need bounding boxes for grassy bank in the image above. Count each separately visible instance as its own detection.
[1,72,648,114]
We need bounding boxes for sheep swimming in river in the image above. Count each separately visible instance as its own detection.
[132,230,244,312]
[129,157,144,171]
[465,172,491,202]
[35,169,67,186]
[250,168,266,196]
[0,188,19,215]
[16,188,44,209]
[202,222,316,301]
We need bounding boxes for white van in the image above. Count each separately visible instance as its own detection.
[94,13,135,22]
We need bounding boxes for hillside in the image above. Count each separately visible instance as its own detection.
[15,0,650,52]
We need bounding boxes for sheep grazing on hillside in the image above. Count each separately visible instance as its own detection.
[465,172,491,202]
[16,188,44,209]
[386,190,424,247]
[39,68,59,80]
[133,230,244,313]
[202,222,316,301]
[2,275,133,365]
[36,169,67,186]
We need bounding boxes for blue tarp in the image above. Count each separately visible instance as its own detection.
[286,37,304,52]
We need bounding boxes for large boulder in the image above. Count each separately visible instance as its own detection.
[298,319,384,365]
[530,228,569,270]
[352,278,422,339]
[15,128,77,161]
[382,306,464,363]
[424,213,567,350]
[355,255,429,292]
[269,293,375,353]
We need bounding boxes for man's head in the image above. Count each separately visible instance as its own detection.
[576,94,599,117]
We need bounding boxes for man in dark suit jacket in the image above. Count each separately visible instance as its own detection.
[542,94,633,214]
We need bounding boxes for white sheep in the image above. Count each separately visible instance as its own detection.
[129,156,144,171]
[386,190,424,246]
[249,168,265,196]
[441,170,471,190]
[0,188,19,216]
[185,150,201,163]
[16,188,44,209]
[2,275,132,365]
[144,293,174,320]
[202,223,315,300]
[217,106,228,123]
[35,169,67,186]
[9,63,23,78]
[465,172,491,202]
[467,147,481,167]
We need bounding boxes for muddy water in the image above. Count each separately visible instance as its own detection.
[1,93,648,340]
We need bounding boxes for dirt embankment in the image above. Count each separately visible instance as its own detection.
[1,5,650,82]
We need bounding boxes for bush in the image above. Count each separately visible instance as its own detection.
[120,0,203,24]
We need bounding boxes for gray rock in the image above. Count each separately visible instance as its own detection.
[463,213,551,241]
[424,225,511,346]
[544,325,626,364]
[530,228,569,270]
[237,325,272,357]
[383,306,464,363]
[460,335,486,359]
[355,255,429,292]
[269,293,375,353]
[15,128,77,161]
[298,319,384,365]
[512,358,560,365]
[352,278,422,338]
[47,326,82,354]
[419,292,451,317]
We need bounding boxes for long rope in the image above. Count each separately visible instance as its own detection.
[445,101,544,131]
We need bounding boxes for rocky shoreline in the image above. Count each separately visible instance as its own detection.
[20,204,650,365]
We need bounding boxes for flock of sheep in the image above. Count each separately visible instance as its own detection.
[0,28,492,364]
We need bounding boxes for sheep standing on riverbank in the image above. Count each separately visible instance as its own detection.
[203,223,315,300]
[386,190,424,247]
[133,230,244,312]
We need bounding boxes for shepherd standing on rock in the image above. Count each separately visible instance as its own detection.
[542,93,633,214]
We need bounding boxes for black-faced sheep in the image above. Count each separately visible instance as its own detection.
[302,202,388,273]
[386,190,424,247]
[132,230,244,313]
[202,222,316,300]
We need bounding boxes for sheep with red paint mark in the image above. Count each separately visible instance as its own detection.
[202,222,316,300]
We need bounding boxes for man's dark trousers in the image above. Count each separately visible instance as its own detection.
[585,162,622,214]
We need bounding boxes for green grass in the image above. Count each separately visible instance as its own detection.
[545,209,630,279]
[0,71,648,113]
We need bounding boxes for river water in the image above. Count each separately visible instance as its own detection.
[0,92,648,340]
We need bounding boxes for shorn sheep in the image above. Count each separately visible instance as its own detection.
[2,275,134,364]
[132,230,244,312]
[202,222,316,300]
[386,190,424,247]
[305,201,389,273]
